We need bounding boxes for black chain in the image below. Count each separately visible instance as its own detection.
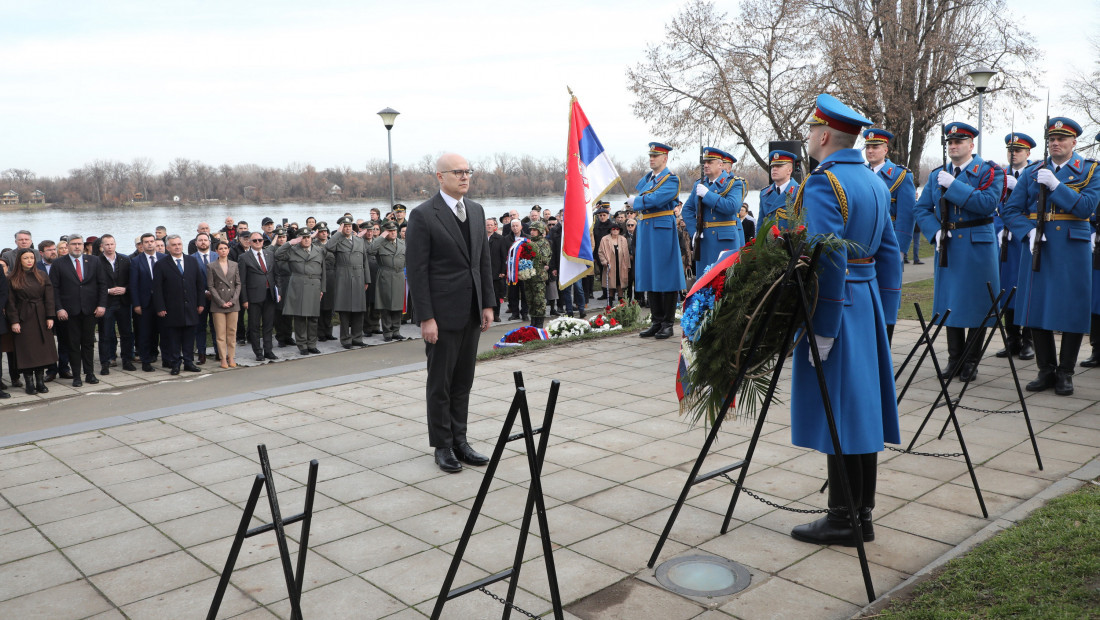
[721,474,828,514]
[887,446,965,458]
[933,400,1023,415]
[479,587,541,619]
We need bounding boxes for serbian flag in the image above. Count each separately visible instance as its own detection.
[559,95,622,288]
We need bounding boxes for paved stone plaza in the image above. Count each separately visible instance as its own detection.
[0,320,1097,619]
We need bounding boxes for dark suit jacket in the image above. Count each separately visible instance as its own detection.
[49,254,107,316]
[129,252,165,309]
[99,253,131,307]
[237,248,277,303]
[488,233,507,280]
[190,251,213,293]
[151,255,205,327]
[406,192,494,331]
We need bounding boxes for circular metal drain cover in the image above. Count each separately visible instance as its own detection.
[654,554,751,598]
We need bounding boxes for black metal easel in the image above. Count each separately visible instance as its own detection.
[431,371,564,620]
[647,238,878,604]
[208,444,319,620]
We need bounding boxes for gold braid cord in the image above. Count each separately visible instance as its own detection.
[790,181,808,220]
[824,170,849,225]
[888,169,908,193]
[1067,162,1098,192]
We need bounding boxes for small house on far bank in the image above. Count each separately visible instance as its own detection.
[328,184,342,196]
[243,185,257,199]
[1,190,19,205]
[133,191,144,201]
[29,189,46,204]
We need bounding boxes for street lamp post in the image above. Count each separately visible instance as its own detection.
[967,68,997,158]
[377,107,400,208]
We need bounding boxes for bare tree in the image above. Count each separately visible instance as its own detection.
[1063,37,1100,134]
[130,157,155,201]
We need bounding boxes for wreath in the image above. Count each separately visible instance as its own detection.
[493,325,550,349]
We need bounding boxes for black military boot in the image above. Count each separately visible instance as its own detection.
[939,327,966,380]
[640,293,663,337]
[859,453,877,542]
[958,327,985,383]
[655,295,677,339]
[995,309,1019,358]
[792,455,862,546]
[1055,332,1083,396]
[22,372,35,395]
[34,370,48,394]
[1026,329,1057,392]
[1018,327,1035,360]
[1080,315,1100,367]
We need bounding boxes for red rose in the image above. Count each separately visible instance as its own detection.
[769,225,781,240]
[595,317,604,327]
[610,318,618,326]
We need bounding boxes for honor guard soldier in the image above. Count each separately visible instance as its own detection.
[863,129,917,260]
[759,150,800,229]
[913,122,1004,382]
[627,142,684,339]
[994,132,1037,360]
[1002,117,1100,395]
[789,94,903,546]
[682,147,746,275]
[1085,132,1100,368]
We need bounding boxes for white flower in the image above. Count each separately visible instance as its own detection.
[547,317,591,338]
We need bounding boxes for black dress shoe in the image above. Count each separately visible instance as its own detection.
[1026,371,1056,392]
[1018,342,1035,360]
[434,448,462,473]
[342,344,354,349]
[655,323,674,340]
[791,511,859,546]
[85,374,99,384]
[958,360,978,383]
[454,442,489,466]
[170,366,180,375]
[639,322,661,338]
[299,347,310,355]
[45,372,57,383]
[307,347,321,354]
[142,362,155,372]
[72,378,83,387]
[913,260,925,265]
[1080,352,1100,368]
[493,316,501,323]
[123,360,136,371]
[183,363,201,372]
[264,352,278,360]
[1055,370,1074,396]
[256,353,265,361]
[383,336,392,342]
[994,346,1012,359]
[508,314,520,321]
[100,364,110,375]
[391,335,405,341]
[351,340,366,347]
[59,371,73,380]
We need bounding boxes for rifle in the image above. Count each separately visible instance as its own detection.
[1033,92,1050,272]
[939,121,950,268]
[693,132,705,265]
[1000,114,1014,263]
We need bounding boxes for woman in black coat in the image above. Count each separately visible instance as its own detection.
[7,248,57,394]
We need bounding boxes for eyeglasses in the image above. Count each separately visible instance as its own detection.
[443,169,475,178]
[251,239,264,243]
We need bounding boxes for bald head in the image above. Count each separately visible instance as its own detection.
[435,152,472,200]
[436,153,467,173]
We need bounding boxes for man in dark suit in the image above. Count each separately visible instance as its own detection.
[486,217,508,322]
[50,234,107,387]
[130,233,165,372]
[97,234,135,373]
[407,152,496,473]
[238,231,279,361]
[190,232,215,364]
[152,235,205,374]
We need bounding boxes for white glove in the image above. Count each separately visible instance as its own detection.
[937,170,955,189]
[934,229,952,252]
[1026,228,1046,254]
[1092,232,1096,252]
[626,196,636,207]
[808,336,835,366]
[1037,168,1060,191]
[695,184,709,198]
[1005,175,1017,191]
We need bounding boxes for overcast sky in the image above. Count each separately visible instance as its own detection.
[2,0,1095,178]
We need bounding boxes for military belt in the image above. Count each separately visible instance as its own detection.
[638,210,675,220]
[847,257,874,264]
[944,217,993,230]
[1027,213,1088,222]
[704,220,739,228]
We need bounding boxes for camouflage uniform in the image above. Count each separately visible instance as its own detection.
[524,221,551,322]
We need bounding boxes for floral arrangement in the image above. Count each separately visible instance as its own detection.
[494,325,550,349]
[547,317,591,339]
[587,314,621,331]
[604,298,645,328]
[677,218,853,428]
[517,242,537,281]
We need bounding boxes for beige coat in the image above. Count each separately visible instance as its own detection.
[598,234,631,289]
[207,259,242,313]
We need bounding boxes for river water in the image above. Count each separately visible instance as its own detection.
[2,192,762,249]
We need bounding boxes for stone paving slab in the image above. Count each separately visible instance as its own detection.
[0,319,1097,618]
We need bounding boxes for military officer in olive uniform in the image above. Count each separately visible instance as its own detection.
[368,220,408,341]
[314,222,336,341]
[759,150,801,229]
[524,221,551,328]
[271,227,295,347]
[682,147,746,275]
[1002,117,1099,396]
[628,142,685,339]
[326,215,371,348]
[913,122,1004,383]
[275,228,326,355]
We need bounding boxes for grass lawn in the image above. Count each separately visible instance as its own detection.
[898,278,935,321]
[866,481,1100,619]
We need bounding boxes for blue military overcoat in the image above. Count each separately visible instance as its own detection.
[993,165,1028,310]
[758,181,799,229]
[877,159,918,255]
[913,156,1004,327]
[682,171,746,274]
[1001,153,1099,334]
[789,148,903,455]
[633,168,686,292]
